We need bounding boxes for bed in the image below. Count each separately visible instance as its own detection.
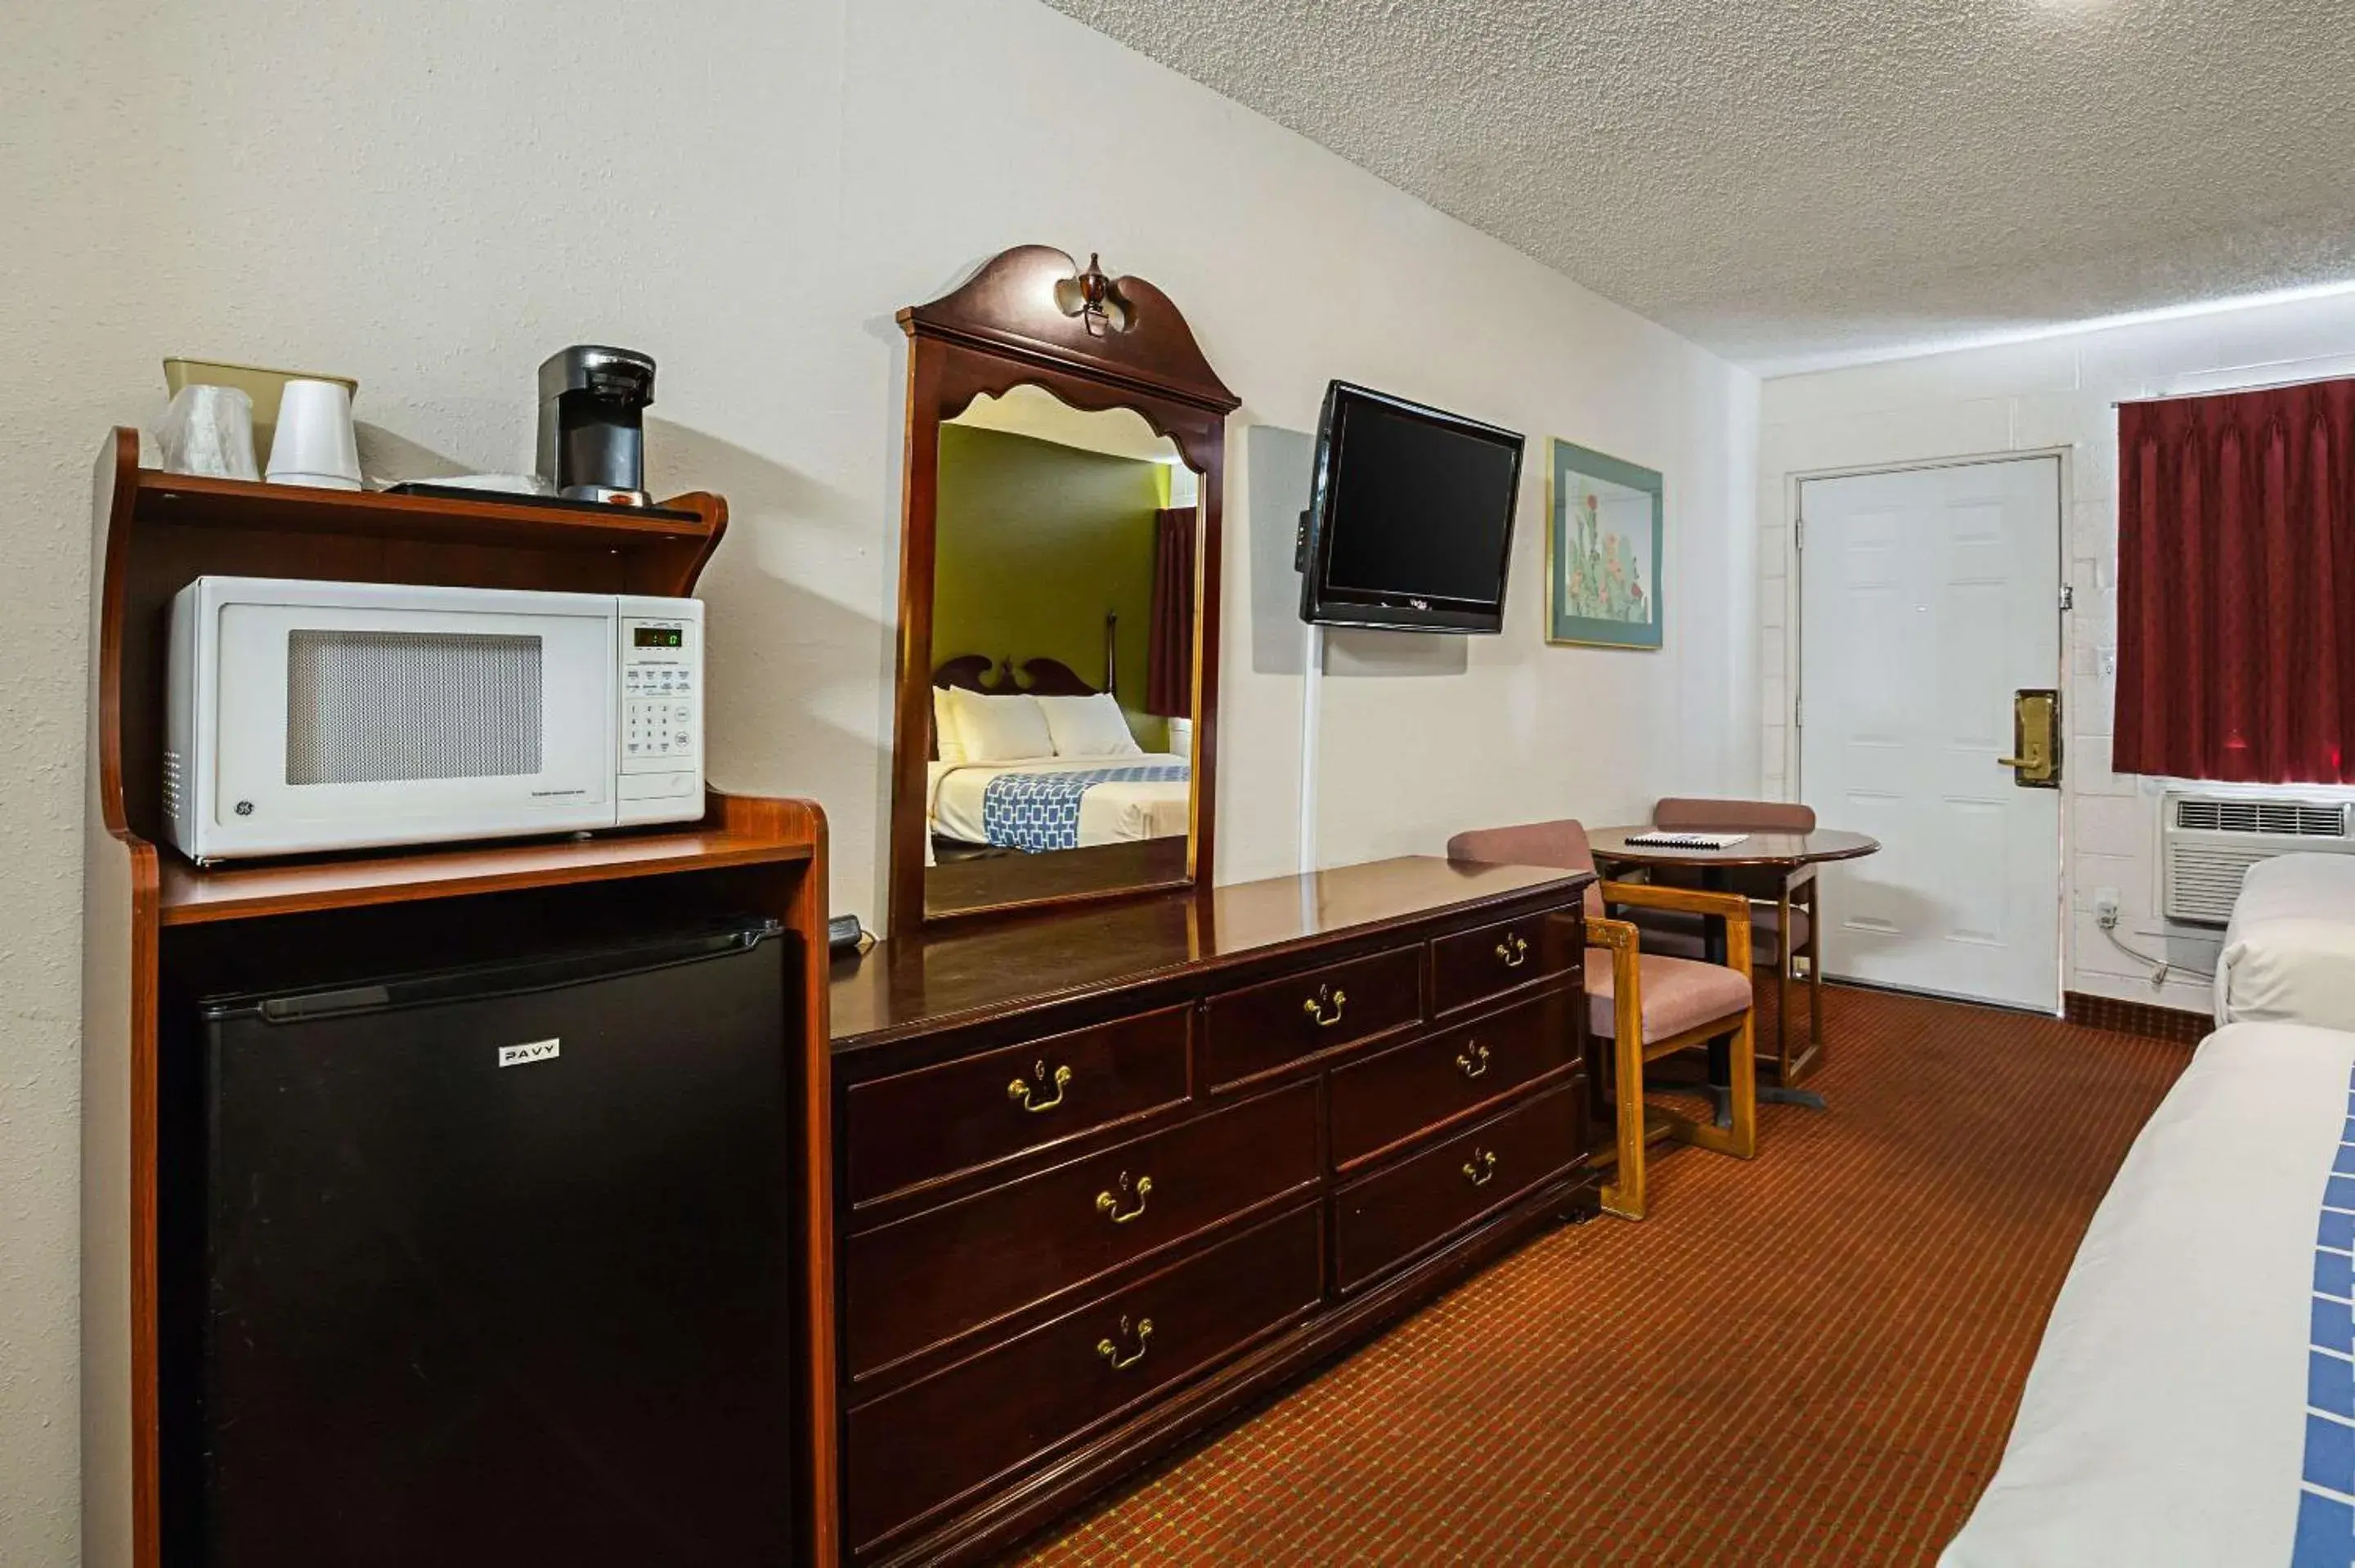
[1941,1020,2355,1567]
[2217,853,2355,1033]
[928,755,1190,850]
[928,653,1190,855]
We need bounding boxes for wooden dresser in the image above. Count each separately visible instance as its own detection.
[827,857,1596,1566]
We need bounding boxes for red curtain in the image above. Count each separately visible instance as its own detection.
[2115,379,2355,782]
[1145,507,1195,718]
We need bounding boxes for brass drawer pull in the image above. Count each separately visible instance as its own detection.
[1007,1061,1073,1113]
[1462,1148,1498,1188]
[1097,1315,1154,1371]
[1456,1041,1491,1080]
[1496,932,1529,969]
[1302,984,1348,1028]
[1096,1172,1154,1224]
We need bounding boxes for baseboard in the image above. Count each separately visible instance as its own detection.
[2063,991,2209,1045]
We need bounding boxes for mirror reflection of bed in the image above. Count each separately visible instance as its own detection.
[923,385,1200,919]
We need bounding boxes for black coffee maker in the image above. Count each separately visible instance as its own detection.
[537,346,656,504]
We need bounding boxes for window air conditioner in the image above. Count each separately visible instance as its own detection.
[2160,791,2355,925]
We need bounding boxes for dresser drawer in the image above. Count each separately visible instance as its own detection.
[845,1082,1320,1379]
[1328,989,1576,1172]
[1431,907,1578,1017]
[1333,1078,1586,1292]
[844,1005,1191,1205]
[846,1203,1322,1557]
[1199,945,1422,1091]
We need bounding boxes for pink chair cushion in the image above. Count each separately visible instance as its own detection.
[1585,947,1754,1043]
[1447,820,1604,917]
[1653,797,1816,833]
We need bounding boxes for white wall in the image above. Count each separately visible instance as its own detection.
[1759,290,2355,1013]
[5,0,1756,1559]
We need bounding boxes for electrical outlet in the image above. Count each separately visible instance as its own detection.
[2094,887,2121,926]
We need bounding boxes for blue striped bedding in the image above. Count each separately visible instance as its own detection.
[1945,1024,2355,1567]
[980,763,1190,853]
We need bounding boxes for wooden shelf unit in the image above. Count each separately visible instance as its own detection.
[79,429,839,1568]
[158,802,817,926]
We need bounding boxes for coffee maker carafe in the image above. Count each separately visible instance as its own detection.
[537,346,655,504]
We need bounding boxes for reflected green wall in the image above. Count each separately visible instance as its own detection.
[935,423,1172,750]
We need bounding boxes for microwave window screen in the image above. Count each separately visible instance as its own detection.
[285,629,544,786]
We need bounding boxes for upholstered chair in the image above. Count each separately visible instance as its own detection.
[1653,799,1818,836]
[1446,820,1758,1221]
[1626,798,1825,1088]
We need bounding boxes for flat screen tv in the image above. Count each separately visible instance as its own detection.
[1297,380,1525,634]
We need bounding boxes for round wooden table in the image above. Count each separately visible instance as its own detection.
[1586,826,1882,884]
[1587,826,1881,1110]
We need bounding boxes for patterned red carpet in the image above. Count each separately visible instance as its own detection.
[1009,986,2191,1567]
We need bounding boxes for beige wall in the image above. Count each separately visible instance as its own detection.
[1759,290,2355,1012]
[5,1,1757,1559]
[934,425,1170,751]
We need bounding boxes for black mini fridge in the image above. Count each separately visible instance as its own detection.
[166,921,796,1567]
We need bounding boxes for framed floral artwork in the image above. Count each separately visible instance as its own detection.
[1546,439,1664,650]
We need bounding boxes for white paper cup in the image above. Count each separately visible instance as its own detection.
[265,470,364,491]
[267,379,361,488]
[159,384,260,479]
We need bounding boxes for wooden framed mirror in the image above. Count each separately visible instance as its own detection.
[889,246,1239,939]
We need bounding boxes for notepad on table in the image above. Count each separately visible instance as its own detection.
[1623,831,1749,849]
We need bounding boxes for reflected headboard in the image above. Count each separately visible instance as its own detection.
[929,655,1104,759]
[931,654,1101,697]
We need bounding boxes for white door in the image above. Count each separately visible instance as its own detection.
[1797,457,2063,1010]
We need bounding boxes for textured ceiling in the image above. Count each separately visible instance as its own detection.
[1045,0,2355,371]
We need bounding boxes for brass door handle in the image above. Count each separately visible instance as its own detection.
[1462,1148,1497,1188]
[1496,933,1529,968]
[1456,1042,1491,1080]
[1095,1172,1153,1224]
[1302,985,1348,1028]
[1007,1061,1072,1113]
[1096,1315,1154,1371]
[2003,688,2061,786]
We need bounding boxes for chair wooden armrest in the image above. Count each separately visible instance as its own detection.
[1586,918,1648,1217]
[1588,914,1644,1050]
[1599,880,1749,923]
[1587,913,1640,954]
[1597,882,1752,974]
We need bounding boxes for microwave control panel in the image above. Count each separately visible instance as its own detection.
[617,599,704,822]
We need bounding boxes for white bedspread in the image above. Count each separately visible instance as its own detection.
[928,755,1190,849]
[2217,853,2355,1031]
[1942,1021,2355,1568]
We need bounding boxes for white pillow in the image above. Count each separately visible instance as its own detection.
[1036,692,1144,759]
[932,688,969,764]
[947,688,1055,762]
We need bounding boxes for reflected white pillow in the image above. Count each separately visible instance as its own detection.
[948,688,1055,762]
[1037,692,1144,759]
[933,689,969,764]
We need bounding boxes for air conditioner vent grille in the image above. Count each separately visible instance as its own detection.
[2164,847,2273,925]
[2173,798,2348,838]
[2162,791,2355,925]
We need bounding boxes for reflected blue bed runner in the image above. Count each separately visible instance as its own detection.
[980,764,1188,853]
[2295,1065,2355,1565]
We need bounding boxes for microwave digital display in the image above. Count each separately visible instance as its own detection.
[633,627,684,648]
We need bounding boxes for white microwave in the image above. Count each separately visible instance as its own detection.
[164,576,706,862]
